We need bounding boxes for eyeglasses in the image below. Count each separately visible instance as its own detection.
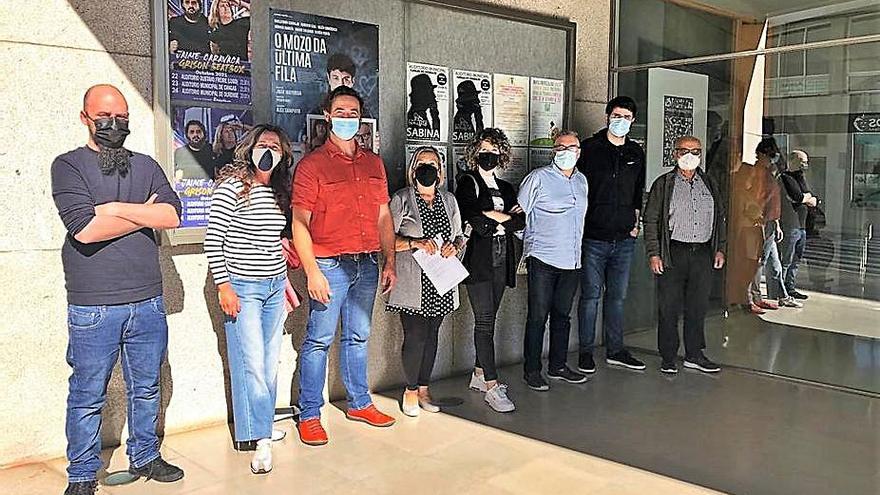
[609,113,634,122]
[552,144,580,152]
[674,148,702,156]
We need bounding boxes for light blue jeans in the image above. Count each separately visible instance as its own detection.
[298,254,379,421]
[224,273,287,442]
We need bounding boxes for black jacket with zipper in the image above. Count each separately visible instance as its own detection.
[644,168,727,268]
[576,129,646,242]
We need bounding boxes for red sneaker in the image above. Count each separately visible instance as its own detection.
[748,303,766,315]
[755,300,779,310]
[346,404,396,427]
[297,418,328,446]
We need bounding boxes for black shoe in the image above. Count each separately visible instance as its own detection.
[683,354,721,373]
[64,481,97,495]
[577,353,596,374]
[789,290,809,300]
[606,350,646,370]
[660,360,678,375]
[128,457,185,483]
[547,365,588,384]
[523,371,550,391]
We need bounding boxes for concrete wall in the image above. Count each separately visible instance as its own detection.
[0,0,610,467]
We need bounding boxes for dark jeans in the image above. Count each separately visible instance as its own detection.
[467,263,507,382]
[524,257,580,374]
[656,241,712,362]
[400,313,444,390]
[781,227,806,293]
[577,237,636,356]
[65,296,168,482]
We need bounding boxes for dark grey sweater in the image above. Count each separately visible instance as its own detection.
[50,146,182,305]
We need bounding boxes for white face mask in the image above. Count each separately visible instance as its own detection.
[677,153,700,171]
[252,147,282,172]
[553,150,578,170]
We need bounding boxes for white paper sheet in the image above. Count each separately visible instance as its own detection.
[411,235,469,295]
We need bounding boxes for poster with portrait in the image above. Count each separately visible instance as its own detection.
[269,9,379,162]
[406,63,450,143]
[529,77,564,148]
[493,74,530,147]
[171,105,253,228]
[663,95,694,167]
[406,144,451,190]
[529,147,555,171]
[452,70,492,145]
[167,0,252,105]
[496,147,529,186]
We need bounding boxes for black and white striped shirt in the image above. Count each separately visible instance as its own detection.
[204,179,287,285]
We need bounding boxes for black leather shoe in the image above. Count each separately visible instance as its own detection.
[128,457,185,483]
[789,290,809,300]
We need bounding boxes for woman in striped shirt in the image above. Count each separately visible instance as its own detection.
[204,124,292,475]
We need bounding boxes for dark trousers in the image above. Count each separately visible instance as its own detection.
[523,257,580,374]
[399,313,444,390]
[657,241,712,361]
[467,264,507,382]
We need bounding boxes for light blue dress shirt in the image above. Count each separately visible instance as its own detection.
[517,165,589,270]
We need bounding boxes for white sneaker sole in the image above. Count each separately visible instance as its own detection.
[485,400,516,413]
[683,361,721,373]
[606,358,647,370]
[576,366,597,374]
[522,378,550,391]
[547,374,588,384]
[660,367,678,375]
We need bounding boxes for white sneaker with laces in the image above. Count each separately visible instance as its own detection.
[484,383,515,413]
[469,372,487,392]
[250,439,272,474]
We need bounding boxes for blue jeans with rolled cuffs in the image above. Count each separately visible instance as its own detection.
[298,253,379,421]
[65,295,168,482]
[224,273,287,442]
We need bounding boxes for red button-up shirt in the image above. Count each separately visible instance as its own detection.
[292,140,390,258]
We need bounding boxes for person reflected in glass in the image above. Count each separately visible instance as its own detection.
[780,150,817,300]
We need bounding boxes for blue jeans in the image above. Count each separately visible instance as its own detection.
[782,227,806,293]
[299,254,379,421]
[577,238,636,356]
[225,273,287,442]
[65,295,168,483]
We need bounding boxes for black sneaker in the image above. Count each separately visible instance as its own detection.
[577,353,596,374]
[547,365,588,384]
[789,290,809,300]
[523,371,550,391]
[128,457,185,483]
[606,350,646,370]
[683,354,721,373]
[64,481,97,495]
[660,360,678,375]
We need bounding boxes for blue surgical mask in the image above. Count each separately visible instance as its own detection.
[553,150,578,170]
[608,117,632,137]
[330,117,359,141]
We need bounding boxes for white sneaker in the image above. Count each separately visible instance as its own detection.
[484,383,515,413]
[778,297,804,308]
[401,390,420,417]
[271,429,286,442]
[250,439,272,474]
[469,372,487,392]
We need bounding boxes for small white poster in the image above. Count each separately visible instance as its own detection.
[529,77,564,148]
[493,74,530,147]
[497,146,529,186]
[452,70,493,145]
[406,62,450,143]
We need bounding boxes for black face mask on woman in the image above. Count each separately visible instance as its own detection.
[476,152,499,171]
[414,164,439,188]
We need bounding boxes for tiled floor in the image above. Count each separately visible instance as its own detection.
[5,394,722,495]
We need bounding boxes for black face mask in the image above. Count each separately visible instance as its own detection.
[476,152,499,171]
[414,164,439,188]
[92,116,130,149]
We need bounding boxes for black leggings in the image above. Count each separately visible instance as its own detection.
[400,313,444,390]
[466,264,507,382]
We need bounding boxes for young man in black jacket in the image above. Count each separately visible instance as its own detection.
[575,96,646,373]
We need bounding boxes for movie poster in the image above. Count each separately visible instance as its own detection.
[529,77,564,147]
[269,9,379,162]
[452,70,492,145]
[493,74,530,147]
[406,144,451,190]
[663,95,694,167]
[171,105,253,228]
[406,62,450,143]
[167,0,252,105]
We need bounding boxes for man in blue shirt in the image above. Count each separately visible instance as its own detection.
[518,131,589,391]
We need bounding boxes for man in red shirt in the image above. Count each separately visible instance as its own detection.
[292,86,398,445]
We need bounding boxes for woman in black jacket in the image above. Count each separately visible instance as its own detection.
[455,128,524,413]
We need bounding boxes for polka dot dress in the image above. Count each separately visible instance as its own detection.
[387,192,455,318]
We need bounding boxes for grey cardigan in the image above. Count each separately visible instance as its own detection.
[387,187,465,312]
